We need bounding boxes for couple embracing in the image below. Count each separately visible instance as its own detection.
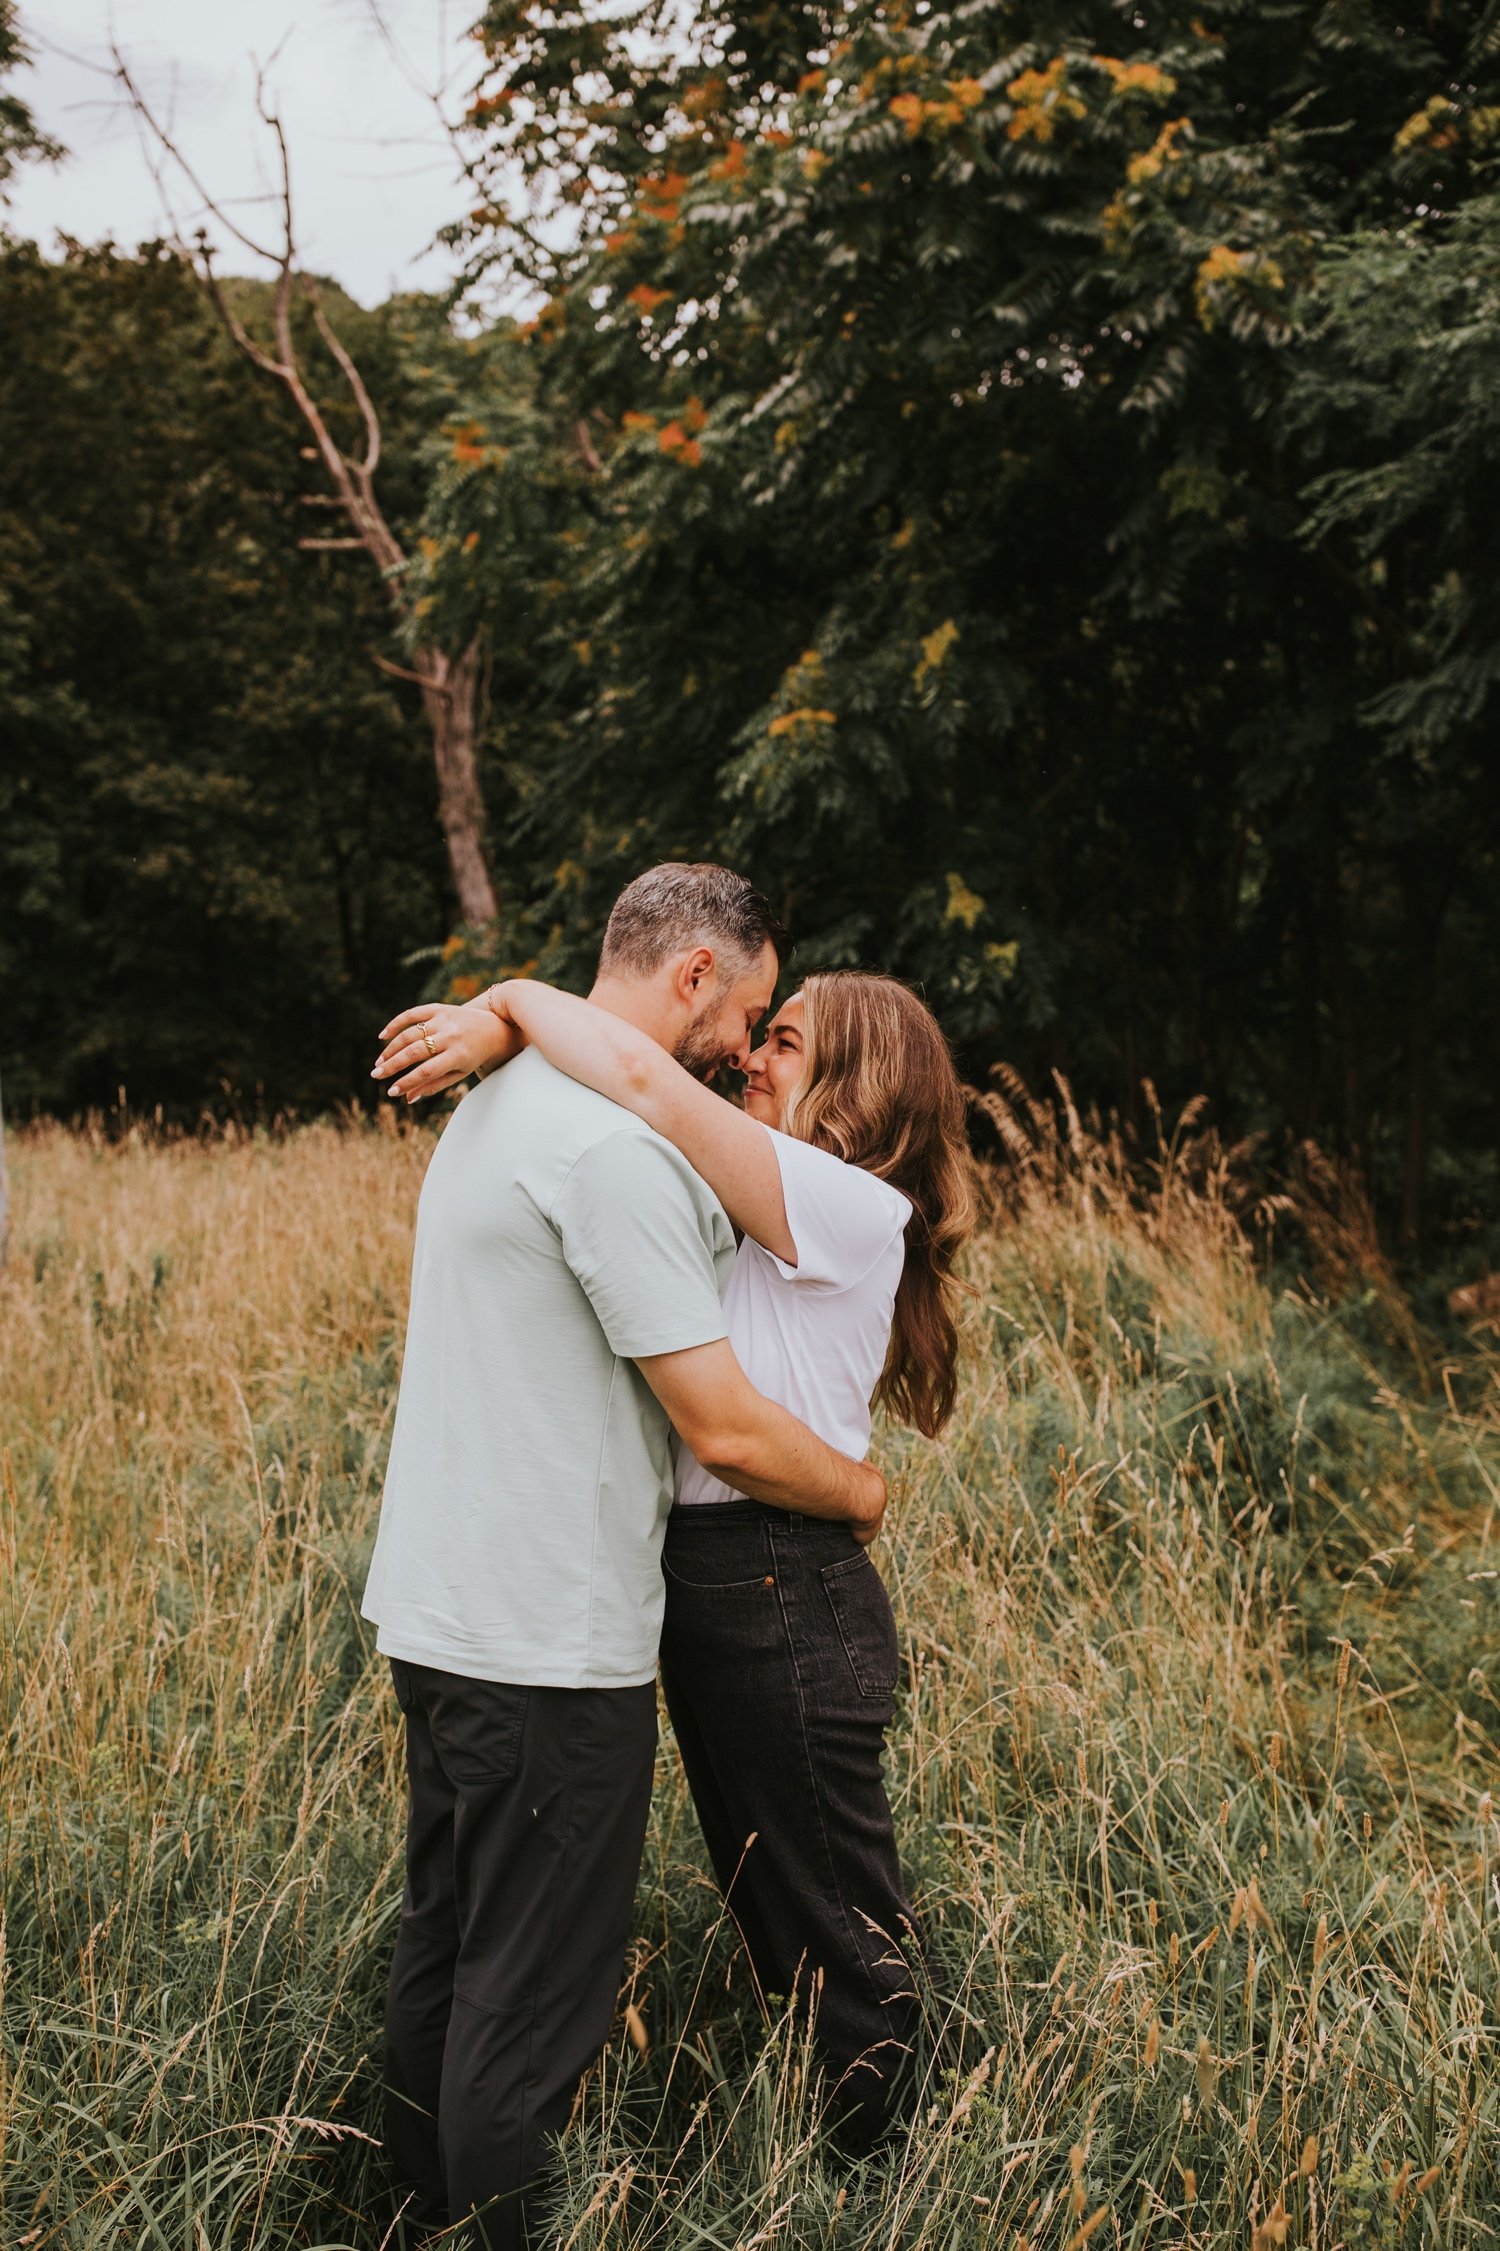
[362,863,974,2247]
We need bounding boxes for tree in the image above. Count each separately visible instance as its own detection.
[0,0,60,200]
[0,0,62,1255]
[0,240,458,1114]
[116,60,501,928]
[408,0,1500,1242]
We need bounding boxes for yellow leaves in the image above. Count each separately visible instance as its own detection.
[573,639,592,666]
[801,148,830,182]
[449,975,482,1001]
[1142,2015,1160,2067]
[763,128,793,149]
[461,530,480,554]
[1006,59,1086,143]
[1126,115,1192,183]
[1394,95,1462,155]
[1194,243,1283,328]
[945,873,984,928]
[418,535,441,563]
[604,229,635,255]
[1093,55,1178,99]
[448,422,486,466]
[915,617,960,683]
[708,140,749,181]
[798,68,827,96]
[627,283,673,317]
[1299,2134,1319,2176]
[891,517,916,549]
[680,395,707,434]
[774,419,800,451]
[767,707,837,737]
[620,409,656,434]
[441,934,466,961]
[891,75,984,137]
[622,2001,648,2052]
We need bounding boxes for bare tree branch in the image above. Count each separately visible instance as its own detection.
[304,279,383,481]
[111,38,500,927]
[373,651,452,700]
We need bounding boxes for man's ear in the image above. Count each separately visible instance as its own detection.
[676,945,717,1002]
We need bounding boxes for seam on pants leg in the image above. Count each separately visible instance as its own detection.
[768,1535,900,2029]
[513,1689,581,2177]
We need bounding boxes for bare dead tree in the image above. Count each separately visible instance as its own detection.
[115,52,498,928]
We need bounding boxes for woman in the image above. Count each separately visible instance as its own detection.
[373,970,974,2148]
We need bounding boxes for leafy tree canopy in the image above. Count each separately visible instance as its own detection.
[409,0,1500,1240]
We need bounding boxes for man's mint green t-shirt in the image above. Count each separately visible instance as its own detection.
[362,1049,734,1688]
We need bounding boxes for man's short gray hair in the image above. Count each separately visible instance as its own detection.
[599,863,788,983]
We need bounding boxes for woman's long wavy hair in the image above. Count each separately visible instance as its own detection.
[782,971,975,1438]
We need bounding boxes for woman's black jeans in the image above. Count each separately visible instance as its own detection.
[659,1501,924,2148]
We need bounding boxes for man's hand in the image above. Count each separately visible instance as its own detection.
[372,997,523,1102]
[637,1338,887,1540]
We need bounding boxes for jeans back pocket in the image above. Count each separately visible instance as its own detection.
[820,1553,900,1699]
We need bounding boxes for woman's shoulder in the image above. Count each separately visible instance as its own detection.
[767,1127,912,1224]
[751,1129,910,1292]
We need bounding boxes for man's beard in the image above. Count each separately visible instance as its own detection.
[673,1016,732,1080]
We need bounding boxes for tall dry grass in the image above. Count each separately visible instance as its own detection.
[1,1107,1497,2249]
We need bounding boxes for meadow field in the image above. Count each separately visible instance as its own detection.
[2,1107,1497,2250]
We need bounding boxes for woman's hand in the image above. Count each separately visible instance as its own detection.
[372,995,523,1102]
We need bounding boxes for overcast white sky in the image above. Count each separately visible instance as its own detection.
[9,0,485,304]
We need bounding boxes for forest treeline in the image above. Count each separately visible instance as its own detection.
[2,0,1498,1245]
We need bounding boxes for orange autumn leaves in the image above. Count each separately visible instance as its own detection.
[889,76,984,139]
[621,397,708,469]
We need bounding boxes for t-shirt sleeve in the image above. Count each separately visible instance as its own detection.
[550,1128,732,1359]
[762,1130,911,1293]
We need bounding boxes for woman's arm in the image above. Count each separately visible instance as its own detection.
[494,981,796,1264]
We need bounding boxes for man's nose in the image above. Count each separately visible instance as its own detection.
[723,1033,752,1071]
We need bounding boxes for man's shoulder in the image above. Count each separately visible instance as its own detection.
[466,1048,653,1151]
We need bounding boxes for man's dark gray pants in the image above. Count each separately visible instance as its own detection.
[382,1659,657,2249]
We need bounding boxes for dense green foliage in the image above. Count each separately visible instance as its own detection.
[2,4,1498,1244]
[0,243,461,1114]
[420,0,1500,1241]
[0,0,59,195]
[3,1123,1498,2246]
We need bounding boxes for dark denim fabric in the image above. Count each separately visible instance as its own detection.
[382,1660,657,2248]
[660,1501,924,2146]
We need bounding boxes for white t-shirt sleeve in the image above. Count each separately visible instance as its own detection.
[761,1130,911,1293]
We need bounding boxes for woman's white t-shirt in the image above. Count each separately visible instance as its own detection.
[674,1128,912,1507]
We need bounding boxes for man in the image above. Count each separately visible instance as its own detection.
[362,864,884,2248]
